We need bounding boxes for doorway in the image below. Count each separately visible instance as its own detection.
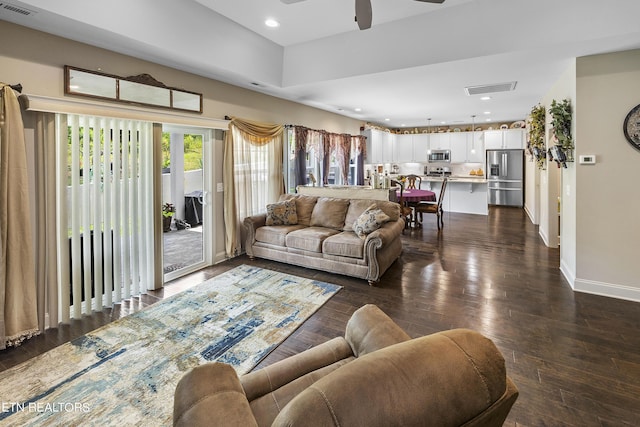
[162,125,213,281]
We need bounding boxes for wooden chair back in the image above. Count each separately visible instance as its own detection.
[405,174,421,190]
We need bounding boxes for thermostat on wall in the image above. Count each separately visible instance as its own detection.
[579,155,596,164]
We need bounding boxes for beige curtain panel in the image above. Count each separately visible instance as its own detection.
[223,117,284,256]
[0,84,39,349]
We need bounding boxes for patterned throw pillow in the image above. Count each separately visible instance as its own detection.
[353,204,390,239]
[266,199,298,226]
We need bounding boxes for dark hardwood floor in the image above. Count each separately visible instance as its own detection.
[2,207,639,426]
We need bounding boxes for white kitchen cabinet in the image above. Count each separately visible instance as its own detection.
[382,131,395,162]
[449,132,468,163]
[363,129,393,164]
[395,134,413,163]
[412,133,430,161]
[429,133,451,150]
[483,129,524,150]
[467,131,485,163]
[504,129,525,149]
[449,131,485,163]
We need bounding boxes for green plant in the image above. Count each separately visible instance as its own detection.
[162,202,175,218]
[528,104,546,169]
[549,99,573,150]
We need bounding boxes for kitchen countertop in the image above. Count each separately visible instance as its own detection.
[426,175,487,184]
[388,174,487,184]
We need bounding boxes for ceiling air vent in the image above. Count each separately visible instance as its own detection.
[464,81,517,96]
[1,3,36,16]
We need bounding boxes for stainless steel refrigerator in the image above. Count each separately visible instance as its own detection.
[486,149,524,207]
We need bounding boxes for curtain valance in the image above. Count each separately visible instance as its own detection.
[228,117,284,145]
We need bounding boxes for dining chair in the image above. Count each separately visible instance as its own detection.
[415,177,448,229]
[391,179,413,231]
[405,174,422,190]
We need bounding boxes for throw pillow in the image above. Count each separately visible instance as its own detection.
[353,204,391,239]
[266,199,298,226]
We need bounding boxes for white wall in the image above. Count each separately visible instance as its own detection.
[573,50,640,301]
[524,155,539,224]
[537,61,576,249]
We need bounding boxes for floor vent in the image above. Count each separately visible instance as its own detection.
[465,81,517,96]
[1,3,36,16]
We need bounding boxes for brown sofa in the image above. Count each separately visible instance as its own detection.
[174,304,519,427]
[243,194,404,285]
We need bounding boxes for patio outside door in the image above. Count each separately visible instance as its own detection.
[162,125,213,281]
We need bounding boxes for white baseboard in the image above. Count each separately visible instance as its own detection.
[524,205,537,225]
[559,259,575,287]
[573,278,640,303]
[560,259,639,303]
[538,227,550,247]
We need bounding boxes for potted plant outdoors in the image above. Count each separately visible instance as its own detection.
[162,202,175,232]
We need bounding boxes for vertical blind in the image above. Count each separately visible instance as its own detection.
[59,114,154,319]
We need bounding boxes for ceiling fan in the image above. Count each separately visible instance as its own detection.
[281,0,445,31]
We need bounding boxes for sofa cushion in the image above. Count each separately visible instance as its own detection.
[343,199,401,231]
[310,197,350,230]
[256,224,306,247]
[266,199,298,226]
[353,205,391,239]
[280,194,318,226]
[323,232,365,259]
[286,227,340,253]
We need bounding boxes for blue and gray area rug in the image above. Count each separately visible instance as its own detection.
[0,265,341,426]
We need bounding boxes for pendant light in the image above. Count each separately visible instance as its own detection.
[427,118,432,154]
[471,115,476,154]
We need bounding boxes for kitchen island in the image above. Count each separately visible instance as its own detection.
[421,176,488,215]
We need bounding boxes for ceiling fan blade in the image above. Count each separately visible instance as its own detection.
[355,0,372,30]
[414,0,446,3]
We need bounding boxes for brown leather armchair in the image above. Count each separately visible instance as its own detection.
[174,304,518,427]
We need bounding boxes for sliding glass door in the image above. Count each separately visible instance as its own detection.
[162,125,213,281]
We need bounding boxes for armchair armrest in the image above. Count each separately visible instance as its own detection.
[174,363,258,427]
[240,337,353,401]
[345,304,411,357]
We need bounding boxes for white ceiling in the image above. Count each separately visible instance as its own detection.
[3,0,640,129]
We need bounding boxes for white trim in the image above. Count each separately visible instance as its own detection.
[559,259,575,288]
[573,278,640,303]
[538,227,550,247]
[25,94,229,130]
[524,204,537,225]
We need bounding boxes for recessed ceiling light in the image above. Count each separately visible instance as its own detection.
[486,118,492,122]
[480,96,492,101]
[355,107,362,112]
[484,111,491,115]
[265,19,280,28]
[441,121,446,125]
[384,118,390,121]
[401,124,406,127]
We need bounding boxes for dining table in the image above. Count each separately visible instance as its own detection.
[400,189,436,203]
[396,188,436,228]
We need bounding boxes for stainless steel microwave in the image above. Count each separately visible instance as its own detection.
[428,150,451,163]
